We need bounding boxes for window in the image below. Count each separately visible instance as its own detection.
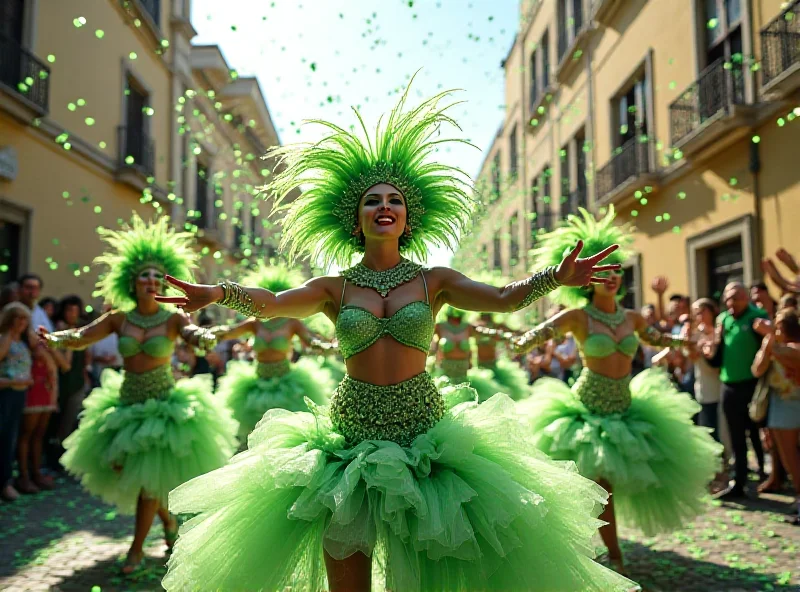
[509,126,518,179]
[702,0,743,96]
[529,30,550,110]
[557,0,587,61]
[541,30,550,90]
[491,152,501,197]
[560,143,571,216]
[509,213,520,264]
[123,77,150,169]
[529,50,538,110]
[0,0,24,43]
[0,219,22,287]
[195,162,210,229]
[530,166,553,239]
[620,261,639,310]
[706,239,744,300]
[139,0,161,26]
[493,236,503,270]
[614,75,648,149]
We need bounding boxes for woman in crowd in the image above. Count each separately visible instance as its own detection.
[39,214,238,573]
[158,87,636,591]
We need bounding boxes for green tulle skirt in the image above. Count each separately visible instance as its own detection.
[218,357,334,439]
[60,366,238,514]
[163,376,637,592]
[479,358,531,401]
[435,358,529,402]
[521,368,722,536]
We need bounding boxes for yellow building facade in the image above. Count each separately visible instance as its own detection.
[463,0,800,308]
[0,0,282,309]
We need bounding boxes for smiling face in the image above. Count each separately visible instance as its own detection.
[134,267,165,303]
[593,269,623,298]
[357,183,408,245]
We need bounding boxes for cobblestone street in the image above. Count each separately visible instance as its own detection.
[1,475,799,591]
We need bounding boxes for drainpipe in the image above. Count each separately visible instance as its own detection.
[750,137,763,276]
[520,36,529,273]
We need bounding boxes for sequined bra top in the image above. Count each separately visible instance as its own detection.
[118,314,175,360]
[582,315,639,359]
[252,319,291,352]
[335,272,434,359]
[439,322,471,353]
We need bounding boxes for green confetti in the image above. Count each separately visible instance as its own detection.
[47,54,55,63]
[129,51,138,60]
[73,16,87,28]
[94,206,102,213]
[95,29,104,38]
[84,117,95,126]
[752,135,761,143]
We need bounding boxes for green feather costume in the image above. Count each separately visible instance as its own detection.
[61,213,238,514]
[163,90,637,592]
[216,263,336,439]
[521,207,722,535]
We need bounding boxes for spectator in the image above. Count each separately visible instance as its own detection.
[16,343,61,493]
[752,308,800,523]
[87,305,122,388]
[779,294,798,311]
[18,274,53,334]
[0,282,19,308]
[704,282,768,499]
[751,282,777,319]
[0,302,34,502]
[37,297,57,327]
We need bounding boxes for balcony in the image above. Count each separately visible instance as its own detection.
[591,0,624,25]
[116,125,155,190]
[595,138,658,206]
[760,0,800,100]
[669,58,753,157]
[528,85,555,131]
[556,19,592,82]
[0,34,50,117]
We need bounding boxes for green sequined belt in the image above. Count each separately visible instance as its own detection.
[119,365,175,405]
[256,359,291,380]
[330,372,445,447]
[572,368,631,415]
[439,358,469,381]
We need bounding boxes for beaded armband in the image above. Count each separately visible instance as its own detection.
[511,323,562,355]
[186,325,226,352]
[474,325,516,342]
[641,325,688,350]
[45,328,88,350]
[512,266,561,311]
[308,338,338,356]
[218,280,267,318]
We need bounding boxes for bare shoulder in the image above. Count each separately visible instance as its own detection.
[305,275,342,298]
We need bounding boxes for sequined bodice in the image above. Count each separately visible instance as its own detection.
[572,368,631,415]
[119,364,175,404]
[336,301,434,359]
[253,336,291,353]
[583,333,639,359]
[118,335,174,359]
[439,322,471,354]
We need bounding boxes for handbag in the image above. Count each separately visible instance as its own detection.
[749,365,772,423]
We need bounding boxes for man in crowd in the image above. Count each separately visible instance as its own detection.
[18,274,53,333]
[704,282,769,499]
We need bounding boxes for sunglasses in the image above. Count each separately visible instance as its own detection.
[594,270,625,279]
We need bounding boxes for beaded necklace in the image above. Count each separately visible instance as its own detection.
[583,303,627,330]
[126,307,172,329]
[340,258,423,298]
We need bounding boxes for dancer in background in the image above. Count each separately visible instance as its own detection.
[487,208,721,573]
[214,263,337,440]
[39,215,238,574]
[159,86,636,591]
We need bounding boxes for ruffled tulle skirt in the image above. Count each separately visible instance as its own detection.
[435,358,529,402]
[479,357,531,401]
[218,357,334,438]
[163,375,637,592]
[61,367,238,514]
[521,368,722,535]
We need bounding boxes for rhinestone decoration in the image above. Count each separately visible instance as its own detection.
[126,307,173,330]
[336,301,433,359]
[572,368,631,415]
[340,258,424,298]
[119,364,176,404]
[256,359,292,380]
[329,372,445,447]
[583,303,627,330]
[512,266,561,311]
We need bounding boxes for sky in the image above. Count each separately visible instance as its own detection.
[190,0,520,267]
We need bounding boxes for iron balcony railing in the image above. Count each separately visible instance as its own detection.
[669,58,745,146]
[596,137,654,201]
[117,125,155,177]
[761,0,800,87]
[0,34,50,113]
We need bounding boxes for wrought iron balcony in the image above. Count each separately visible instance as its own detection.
[760,0,800,98]
[596,137,657,205]
[0,34,50,115]
[669,58,747,151]
[117,125,155,177]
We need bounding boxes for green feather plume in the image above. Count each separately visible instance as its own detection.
[263,79,476,268]
[93,213,198,310]
[241,261,306,294]
[531,206,633,308]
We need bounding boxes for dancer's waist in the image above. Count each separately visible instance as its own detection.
[330,372,444,447]
[573,367,631,415]
[256,359,292,379]
[120,365,175,404]
[440,358,470,379]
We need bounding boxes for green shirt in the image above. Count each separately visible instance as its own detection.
[717,304,769,384]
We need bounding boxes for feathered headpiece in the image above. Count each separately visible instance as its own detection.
[531,206,633,308]
[263,78,476,267]
[241,261,305,294]
[93,213,198,310]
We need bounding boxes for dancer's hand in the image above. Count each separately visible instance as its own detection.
[753,318,774,337]
[155,276,223,313]
[554,241,621,287]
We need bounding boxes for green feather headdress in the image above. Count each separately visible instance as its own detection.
[531,206,633,308]
[93,213,197,310]
[263,80,476,268]
[241,262,305,294]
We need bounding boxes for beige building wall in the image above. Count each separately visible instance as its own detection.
[462,0,800,310]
